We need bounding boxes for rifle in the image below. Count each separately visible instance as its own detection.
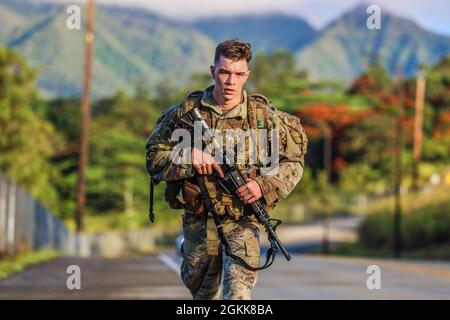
[183,107,291,271]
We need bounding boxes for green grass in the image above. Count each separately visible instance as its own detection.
[296,185,450,260]
[360,199,450,249]
[0,249,62,279]
[347,185,450,260]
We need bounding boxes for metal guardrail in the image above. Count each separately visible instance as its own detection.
[0,173,161,257]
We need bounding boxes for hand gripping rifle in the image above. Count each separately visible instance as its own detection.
[183,107,291,271]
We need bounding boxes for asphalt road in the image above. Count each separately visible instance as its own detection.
[1,252,449,299]
[0,255,190,299]
[1,216,448,299]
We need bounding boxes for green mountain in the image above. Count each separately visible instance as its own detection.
[1,0,449,97]
[191,14,318,53]
[297,4,450,81]
[0,0,215,98]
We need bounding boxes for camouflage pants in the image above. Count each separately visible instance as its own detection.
[180,212,260,300]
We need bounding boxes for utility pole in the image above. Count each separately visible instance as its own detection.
[76,0,96,233]
[412,73,426,191]
[393,67,404,258]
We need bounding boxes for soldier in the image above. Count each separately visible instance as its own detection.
[145,39,307,300]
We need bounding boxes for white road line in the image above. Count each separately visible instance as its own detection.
[158,253,181,276]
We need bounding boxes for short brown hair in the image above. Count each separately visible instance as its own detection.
[214,39,252,65]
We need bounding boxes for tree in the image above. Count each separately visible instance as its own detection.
[297,103,369,180]
[0,47,60,210]
[348,62,392,97]
[248,50,307,93]
[424,55,450,141]
[87,92,160,217]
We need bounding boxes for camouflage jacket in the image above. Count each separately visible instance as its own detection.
[145,86,307,218]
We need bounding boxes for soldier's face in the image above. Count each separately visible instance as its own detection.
[210,55,250,101]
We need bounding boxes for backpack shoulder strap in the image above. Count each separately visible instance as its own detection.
[247,93,276,130]
[181,89,205,116]
[249,93,269,105]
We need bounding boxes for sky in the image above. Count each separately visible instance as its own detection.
[47,0,450,36]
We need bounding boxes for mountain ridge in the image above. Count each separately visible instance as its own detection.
[1,0,449,97]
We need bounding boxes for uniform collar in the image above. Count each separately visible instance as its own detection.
[200,86,247,120]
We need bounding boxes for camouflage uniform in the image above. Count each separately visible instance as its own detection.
[145,86,307,300]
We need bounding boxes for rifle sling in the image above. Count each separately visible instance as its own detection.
[195,175,278,271]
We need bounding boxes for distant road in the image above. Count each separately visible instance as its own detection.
[266,215,363,252]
